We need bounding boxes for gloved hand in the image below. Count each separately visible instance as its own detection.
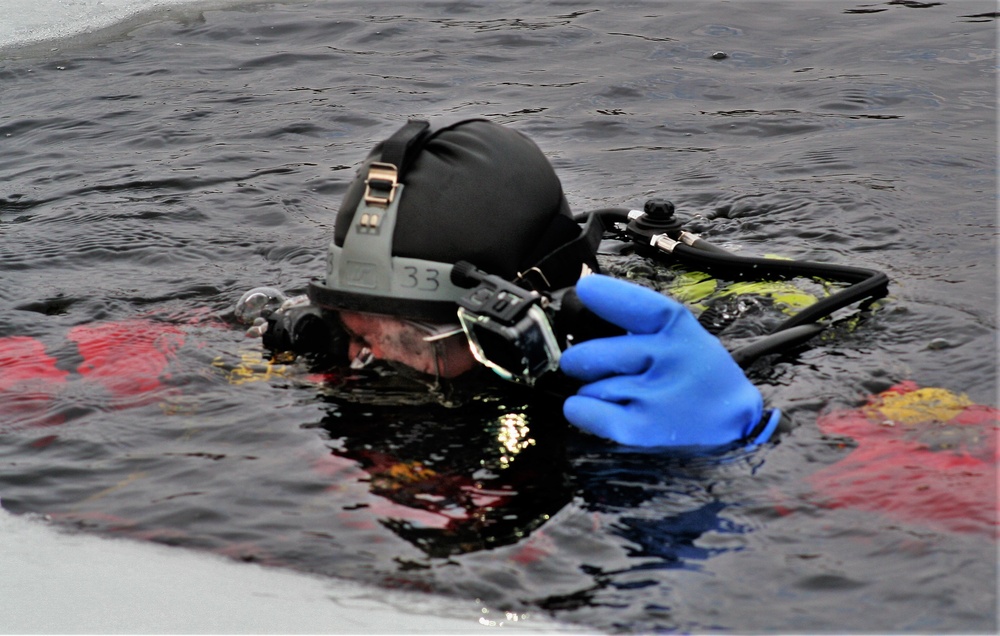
[560,275,777,448]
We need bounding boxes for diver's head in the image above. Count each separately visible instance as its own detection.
[307,118,595,323]
[292,118,601,380]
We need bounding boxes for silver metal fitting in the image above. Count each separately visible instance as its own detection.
[678,230,701,246]
[650,233,679,253]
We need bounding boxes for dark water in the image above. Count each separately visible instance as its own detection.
[1,1,997,632]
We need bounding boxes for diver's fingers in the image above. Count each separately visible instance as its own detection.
[575,275,687,335]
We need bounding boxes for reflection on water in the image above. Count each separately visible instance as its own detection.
[0,1,996,632]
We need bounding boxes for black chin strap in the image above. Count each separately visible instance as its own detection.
[517,213,604,292]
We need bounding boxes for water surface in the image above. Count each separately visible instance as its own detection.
[1,1,996,632]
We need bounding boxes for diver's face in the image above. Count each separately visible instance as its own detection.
[337,311,478,379]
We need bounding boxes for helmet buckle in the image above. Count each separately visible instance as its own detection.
[363,162,399,207]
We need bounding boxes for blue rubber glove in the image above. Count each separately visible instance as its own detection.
[560,275,778,448]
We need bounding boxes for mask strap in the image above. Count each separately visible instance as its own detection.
[335,119,430,294]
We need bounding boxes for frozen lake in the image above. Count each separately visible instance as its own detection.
[1,0,254,48]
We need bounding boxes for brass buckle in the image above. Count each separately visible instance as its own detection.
[363,162,399,206]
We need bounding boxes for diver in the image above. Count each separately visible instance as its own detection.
[0,116,901,566]
[239,117,824,450]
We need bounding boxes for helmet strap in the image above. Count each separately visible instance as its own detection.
[335,180,403,295]
[379,119,431,176]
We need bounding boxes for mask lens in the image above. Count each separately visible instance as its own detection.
[336,312,473,379]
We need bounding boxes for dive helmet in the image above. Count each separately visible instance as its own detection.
[306,118,601,323]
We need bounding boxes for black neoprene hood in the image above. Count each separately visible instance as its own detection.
[309,118,597,322]
[336,120,579,280]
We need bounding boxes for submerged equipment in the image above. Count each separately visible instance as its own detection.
[807,381,998,536]
[257,118,889,385]
[611,199,889,367]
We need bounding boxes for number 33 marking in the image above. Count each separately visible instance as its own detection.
[402,266,440,291]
